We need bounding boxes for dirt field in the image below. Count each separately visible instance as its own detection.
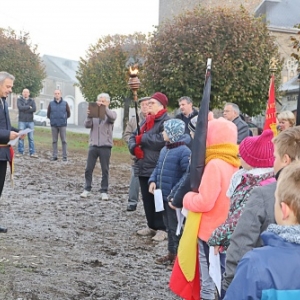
[0,146,180,300]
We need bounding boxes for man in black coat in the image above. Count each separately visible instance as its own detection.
[0,71,20,233]
[223,102,249,144]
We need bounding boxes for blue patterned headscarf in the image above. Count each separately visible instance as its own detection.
[164,119,185,143]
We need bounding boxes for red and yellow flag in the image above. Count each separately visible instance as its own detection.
[169,212,202,300]
[264,74,277,136]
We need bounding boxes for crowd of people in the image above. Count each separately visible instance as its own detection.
[123,92,300,299]
[1,69,300,299]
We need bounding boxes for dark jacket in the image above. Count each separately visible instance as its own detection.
[222,182,276,290]
[128,112,170,177]
[176,108,198,148]
[47,98,71,127]
[149,134,191,202]
[0,98,18,161]
[175,108,198,135]
[224,227,300,299]
[17,97,36,122]
[232,116,249,144]
[168,164,191,208]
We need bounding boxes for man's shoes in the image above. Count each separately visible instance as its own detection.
[0,226,7,233]
[127,204,137,211]
[152,230,167,242]
[101,193,108,200]
[62,157,67,162]
[15,153,23,158]
[137,227,156,236]
[50,157,58,161]
[80,190,90,198]
[155,252,176,265]
[30,154,39,158]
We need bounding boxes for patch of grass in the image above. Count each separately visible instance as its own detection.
[32,127,128,153]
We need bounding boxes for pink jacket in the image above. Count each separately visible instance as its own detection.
[183,159,238,241]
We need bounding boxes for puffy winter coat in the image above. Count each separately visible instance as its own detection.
[148,134,191,201]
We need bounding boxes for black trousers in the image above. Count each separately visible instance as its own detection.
[139,176,165,231]
[0,161,7,197]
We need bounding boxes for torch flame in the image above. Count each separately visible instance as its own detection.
[129,66,139,76]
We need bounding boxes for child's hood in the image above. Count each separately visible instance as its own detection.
[206,117,237,146]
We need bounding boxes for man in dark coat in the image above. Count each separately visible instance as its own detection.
[223,102,249,144]
[175,96,198,148]
[0,71,20,233]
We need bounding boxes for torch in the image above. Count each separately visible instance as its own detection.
[128,65,141,134]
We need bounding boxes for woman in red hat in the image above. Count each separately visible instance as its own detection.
[128,92,170,241]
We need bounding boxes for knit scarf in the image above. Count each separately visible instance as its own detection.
[140,109,167,133]
[205,143,240,167]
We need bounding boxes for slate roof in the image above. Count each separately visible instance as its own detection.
[42,55,79,83]
[255,0,300,28]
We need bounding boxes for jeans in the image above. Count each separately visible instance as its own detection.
[84,146,111,193]
[127,167,139,206]
[51,126,67,158]
[163,202,181,255]
[198,239,216,300]
[18,121,35,155]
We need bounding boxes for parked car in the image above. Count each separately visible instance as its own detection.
[34,109,50,127]
[247,122,263,136]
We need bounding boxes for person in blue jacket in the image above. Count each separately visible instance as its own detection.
[148,118,191,267]
[224,161,300,300]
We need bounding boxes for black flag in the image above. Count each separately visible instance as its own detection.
[190,59,212,192]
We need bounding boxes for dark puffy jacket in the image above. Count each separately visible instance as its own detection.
[17,97,36,122]
[149,134,191,202]
[128,112,169,177]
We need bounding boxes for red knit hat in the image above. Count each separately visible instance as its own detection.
[239,129,274,168]
[151,92,168,108]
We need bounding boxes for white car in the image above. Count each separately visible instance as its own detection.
[33,109,50,127]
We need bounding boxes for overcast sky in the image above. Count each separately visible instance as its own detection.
[0,0,159,61]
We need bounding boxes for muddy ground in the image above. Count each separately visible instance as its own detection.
[0,146,180,300]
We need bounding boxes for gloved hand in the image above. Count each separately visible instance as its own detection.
[135,134,143,145]
[134,146,144,159]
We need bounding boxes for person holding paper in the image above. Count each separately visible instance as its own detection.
[80,93,117,201]
[148,119,191,267]
[16,88,38,158]
[0,71,20,233]
[183,117,239,300]
[47,89,71,161]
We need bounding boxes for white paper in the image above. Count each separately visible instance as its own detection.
[154,189,164,212]
[209,247,221,296]
[181,207,188,218]
[8,129,33,146]
[175,208,185,236]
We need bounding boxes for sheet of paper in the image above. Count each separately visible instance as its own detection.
[181,207,188,218]
[8,129,33,146]
[209,247,221,296]
[154,189,164,212]
[175,208,185,236]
